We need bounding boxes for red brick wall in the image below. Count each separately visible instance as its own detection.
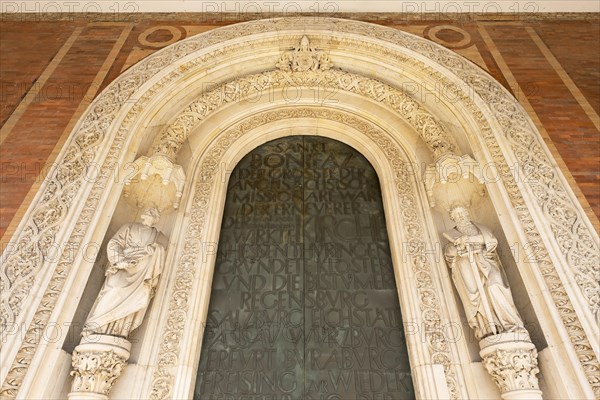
[1,14,599,241]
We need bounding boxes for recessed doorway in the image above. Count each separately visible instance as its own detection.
[194,136,414,399]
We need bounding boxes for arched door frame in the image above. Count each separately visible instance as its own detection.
[146,107,463,399]
[1,17,597,400]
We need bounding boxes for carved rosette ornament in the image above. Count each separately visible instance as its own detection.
[69,335,131,400]
[479,332,542,400]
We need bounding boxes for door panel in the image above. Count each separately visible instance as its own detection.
[195,136,414,399]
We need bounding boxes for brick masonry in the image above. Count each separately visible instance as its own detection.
[1,15,598,241]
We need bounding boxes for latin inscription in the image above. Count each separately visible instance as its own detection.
[195,137,414,399]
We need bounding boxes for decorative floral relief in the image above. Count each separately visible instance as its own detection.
[481,346,540,394]
[147,29,598,393]
[2,18,597,398]
[149,107,459,400]
[71,349,128,395]
[331,19,598,301]
[150,68,457,160]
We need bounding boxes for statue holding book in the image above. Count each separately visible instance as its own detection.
[443,205,524,340]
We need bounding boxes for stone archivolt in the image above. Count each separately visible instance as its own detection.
[148,33,598,394]
[151,68,458,161]
[149,107,459,399]
[1,18,598,399]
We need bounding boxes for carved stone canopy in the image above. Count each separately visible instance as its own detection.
[1,17,598,400]
[424,153,486,210]
[122,155,185,213]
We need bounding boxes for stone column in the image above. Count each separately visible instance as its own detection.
[68,335,131,400]
[479,331,543,400]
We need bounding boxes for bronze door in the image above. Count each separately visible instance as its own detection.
[195,136,414,399]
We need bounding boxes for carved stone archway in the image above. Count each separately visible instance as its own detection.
[1,17,597,400]
[149,106,461,399]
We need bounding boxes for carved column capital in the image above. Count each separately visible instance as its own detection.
[69,335,131,400]
[479,332,542,400]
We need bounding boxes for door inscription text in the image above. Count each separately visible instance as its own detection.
[195,137,414,399]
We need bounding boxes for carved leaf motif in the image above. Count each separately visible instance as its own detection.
[3,19,598,399]
[149,107,459,399]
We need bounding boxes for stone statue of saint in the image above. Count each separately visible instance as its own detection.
[83,208,166,338]
[444,205,524,340]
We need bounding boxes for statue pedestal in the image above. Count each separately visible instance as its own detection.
[479,330,542,400]
[68,334,131,400]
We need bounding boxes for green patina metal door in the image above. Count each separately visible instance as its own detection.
[194,136,414,400]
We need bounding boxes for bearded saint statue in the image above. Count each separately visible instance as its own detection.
[444,205,525,340]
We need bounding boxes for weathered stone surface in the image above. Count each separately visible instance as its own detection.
[195,136,414,399]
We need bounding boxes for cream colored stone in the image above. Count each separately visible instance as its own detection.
[83,209,166,339]
[443,205,525,340]
[122,155,186,212]
[68,335,131,400]
[479,332,542,400]
[1,17,597,400]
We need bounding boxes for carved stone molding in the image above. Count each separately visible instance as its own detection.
[150,69,457,162]
[328,19,599,320]
[479,332,542,400]
[1,18,597,398]
[144,29,598,342]
[69,335,131,400]
[144,35,599,392]
[149,107,459,399]
[276,35,333,72]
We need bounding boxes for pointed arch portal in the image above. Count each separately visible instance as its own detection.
[1,17,597,400]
